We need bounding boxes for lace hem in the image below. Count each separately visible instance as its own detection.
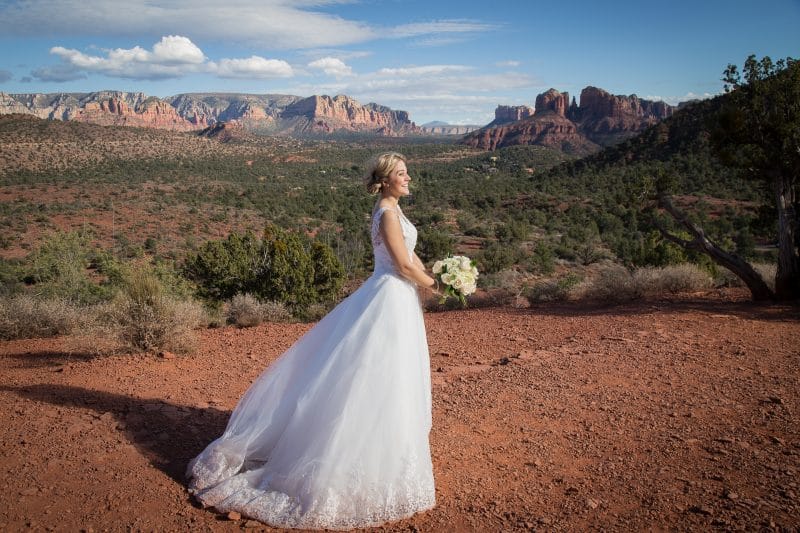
[188,462,435,529]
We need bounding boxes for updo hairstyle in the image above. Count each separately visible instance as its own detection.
[363,152,406,194]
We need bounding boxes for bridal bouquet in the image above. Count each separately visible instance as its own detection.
[432,255,479,306]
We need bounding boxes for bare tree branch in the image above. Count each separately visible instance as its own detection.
[656,194,775,300]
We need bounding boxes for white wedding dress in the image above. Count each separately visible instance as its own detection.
[187,205,435,530]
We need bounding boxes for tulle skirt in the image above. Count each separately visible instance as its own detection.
[186,271,435,530]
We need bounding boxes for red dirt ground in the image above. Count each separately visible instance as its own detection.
[1,290,798,532]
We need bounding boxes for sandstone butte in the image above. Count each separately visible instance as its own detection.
[462,86,674,153]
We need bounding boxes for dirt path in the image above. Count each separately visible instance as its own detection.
[1,291,798,531]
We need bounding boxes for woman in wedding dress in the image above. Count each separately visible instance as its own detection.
[187,152,441,529]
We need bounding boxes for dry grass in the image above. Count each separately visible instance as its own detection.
[0,294,82,340]
[226,293,292,327]
[526,263,715,304]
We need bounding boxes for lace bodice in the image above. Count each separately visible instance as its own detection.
[370,205,417,275]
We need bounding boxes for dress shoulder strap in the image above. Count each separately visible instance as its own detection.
[372,205,401,224]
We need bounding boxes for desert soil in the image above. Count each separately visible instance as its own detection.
[1,289,798,532]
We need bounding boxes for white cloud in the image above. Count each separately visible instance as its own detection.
[301,49,373,61]
[49,36,294,80]
[1,2,498,50]
[308,57,352,77]
[212,56,294,79]
[496,60,521,68]
[1,0,377,49]
[388,20,498,38]
[376,65,472,76]
[151,35,205,65]
[50,35,207,79]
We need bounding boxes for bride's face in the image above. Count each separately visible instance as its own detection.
[383,161,411,197]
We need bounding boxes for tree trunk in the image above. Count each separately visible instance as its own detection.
[773,173,800,299]
[656,195,775,301]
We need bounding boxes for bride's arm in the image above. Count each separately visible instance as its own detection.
[379,210,438,291]
[411,252,426,271]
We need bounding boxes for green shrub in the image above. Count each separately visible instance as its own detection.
[479,242,522,274]
[310,241,345,303]
[183,230,261,301]
[529,242,556,274]
[0,258,23,297]
[24,230,108,304]
[417,228,455,263]
[184,225,345,313]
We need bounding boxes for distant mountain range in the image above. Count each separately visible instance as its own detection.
[0,86,675,152]
[0,91,419,137]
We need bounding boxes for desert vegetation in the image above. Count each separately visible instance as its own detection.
[0,56,795,350]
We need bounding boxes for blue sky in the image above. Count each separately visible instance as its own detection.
[0,0,797,125]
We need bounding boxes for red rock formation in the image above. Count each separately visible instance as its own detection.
[71,94,199,131]
[492,105,534,125]
[283,94,417,135]
[420,124,480,135]
[462,86,674,153]
[462,112,597,154]
[197,121,248,142]
[535,89,570,117]
[577,86,673,145]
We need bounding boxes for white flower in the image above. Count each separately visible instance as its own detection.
[459,256,471,270]
[432,260,443,274]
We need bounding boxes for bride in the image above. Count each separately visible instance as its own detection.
[187,152,441,529]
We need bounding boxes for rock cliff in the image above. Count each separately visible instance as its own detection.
[75,93,197,131]
[0,91,417,137]
[420,122,481,135]
[281,95,418,136]
[1,91,198,131]
[575,86,673,145]
[462,86,674,153]
[535,89,570,117]
[489,105,534,126]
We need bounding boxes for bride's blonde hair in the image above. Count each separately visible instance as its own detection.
[363,152,406,194]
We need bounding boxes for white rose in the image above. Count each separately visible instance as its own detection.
[459,257,471,270]
[432,261,443,274]
[453,277,464,289]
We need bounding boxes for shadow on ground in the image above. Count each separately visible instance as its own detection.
[0,383,230,482]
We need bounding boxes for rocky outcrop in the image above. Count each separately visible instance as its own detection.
[1,91,416,137]
[490,105,534,126]
[420,123,480,135]
[535,89,570,117]
[464,112,597,154]
[576,86,673,145]
[197,121,248,142]
[1,91,198,131]
[74,93,197,131]
[462,86,674,154]
[281,95,418,136]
